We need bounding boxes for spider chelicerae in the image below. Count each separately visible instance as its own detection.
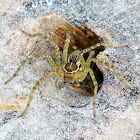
[5,31,130,116]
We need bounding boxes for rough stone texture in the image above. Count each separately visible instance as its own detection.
[0,0,140,140]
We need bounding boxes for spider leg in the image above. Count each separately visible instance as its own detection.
[55,79,64,89]
[90,58,130,89]
[74,67,98,116]
[80,43,127,56]
[88,69,98,117]
[69,86,93,96]
[5,54,56,84]
[69,75,93,96]
[78,43,127,71]
[86,50,96,62]
[22,31,61,70]
[62,35,70,66]
[22,72,58,116]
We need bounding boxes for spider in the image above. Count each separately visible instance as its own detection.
[5,31,130,116]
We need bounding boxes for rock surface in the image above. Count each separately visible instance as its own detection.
[0,0,140,140]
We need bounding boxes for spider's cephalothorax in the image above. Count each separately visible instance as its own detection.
[5,31,130,116]
[68,50,81,64]
[63,61,80,84]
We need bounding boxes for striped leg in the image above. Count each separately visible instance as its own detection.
[5,54,56,84]
[74,66,98,116]
[88,69,98,117]
[69,86,93,96]
[80,43,127,57]
[90,58,130,89]
[22,31,61,69]
[22,72,57,116]
[55,79,64,89]
[62,36,71,66]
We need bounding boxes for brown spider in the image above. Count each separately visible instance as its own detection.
[5,31,130,116]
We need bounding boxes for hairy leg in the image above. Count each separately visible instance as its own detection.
[80,43,127,57]
[74,66,98,116]
[90,58,130,89]
[22,72,57,116]
[55,79,64,89]
[5,54,56,84]
[88,69,98,117]
[69,86,93,96]
[62,36,71,66]
[22,31,61,69]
